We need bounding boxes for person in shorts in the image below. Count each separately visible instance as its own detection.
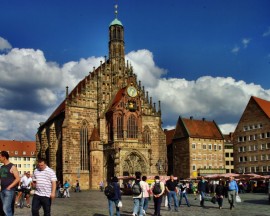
[15,171,33,208]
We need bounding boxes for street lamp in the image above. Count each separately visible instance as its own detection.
[156,159,163,174]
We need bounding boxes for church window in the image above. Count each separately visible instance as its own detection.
[127,114,137,138]
[117,115,123,139]
[80,125,89,171]
[143,126,151,144]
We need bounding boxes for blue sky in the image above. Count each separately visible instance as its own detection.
[0,0,270,140]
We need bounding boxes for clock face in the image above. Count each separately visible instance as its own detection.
[127,86,138,97]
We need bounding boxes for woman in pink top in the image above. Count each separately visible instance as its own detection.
[141,176,150,215]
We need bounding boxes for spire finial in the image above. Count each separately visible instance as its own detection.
[114,4,118,18]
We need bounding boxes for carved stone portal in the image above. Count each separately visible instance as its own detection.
[122,152,147,176]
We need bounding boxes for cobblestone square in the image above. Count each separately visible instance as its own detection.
[14,191,270,216]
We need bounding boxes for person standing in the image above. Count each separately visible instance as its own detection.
[132,175,143,216]
[75,180,81,192]
[63,180,70,198]
[228,176,238,210]
[0,151,20,216]
[15,171,32,208]
[178,182,190,207]
[165,174,179,212]
[198,176,209,207]
[151,176,165,216]
[107,177,121,216]
[215,181,225,209]
[31,158,57,216]
[141,176,150,215]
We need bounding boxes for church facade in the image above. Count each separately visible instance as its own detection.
[36,9,167,189]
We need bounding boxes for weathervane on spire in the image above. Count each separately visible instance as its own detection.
[114,4,118,18]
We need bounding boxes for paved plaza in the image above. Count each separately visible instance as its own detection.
[14,190,269,216]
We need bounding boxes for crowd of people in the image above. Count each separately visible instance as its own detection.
[105,173,270,216]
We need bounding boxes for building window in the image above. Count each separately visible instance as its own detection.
[127,114,138,138]
[197,154,202,160]
[239,157,243,162]
[226,161,230,165]
[192,165,196,171]
[218,145,222,150]
[31,151,35,155]
[266,143,270,149]
[203,144,207,150]
[117,115,123,138]
[261,144,266,150]
[254,155,258,161]
[143,126,151,144]
[263,166,267,172]
[203,154,207,160]
[207,154,211,160]
[15,151,18,155]
[208,144,212,150]
[214,144,217,151]
[80,125,89,171]
[192,154,196,160]
[261,133,265,139]
[225,153,229,157]
[266,132,270,138]
[192,143,196,149]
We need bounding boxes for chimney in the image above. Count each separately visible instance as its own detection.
[190,116,193,120]
[202,118,205,121]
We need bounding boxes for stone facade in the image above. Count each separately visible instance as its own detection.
[172,116,225,179]
[36,12,166,189]
[233,96,270,174]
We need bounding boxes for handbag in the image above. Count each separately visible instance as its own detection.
[117,201,123,208]
[211,196,217,204]
[236,195,241,203]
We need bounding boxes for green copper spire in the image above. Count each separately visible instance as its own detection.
[110,4,123,26]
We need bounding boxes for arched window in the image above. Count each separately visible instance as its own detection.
[127,114,137,138]
[80,125,89,170]
[143,126,151,144]
[117,115,123,139]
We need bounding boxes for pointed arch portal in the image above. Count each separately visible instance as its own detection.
[122,152,147,176]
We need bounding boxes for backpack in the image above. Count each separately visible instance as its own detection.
[104,183,115,198]
[132,181,142,196]
[152,181,162,195]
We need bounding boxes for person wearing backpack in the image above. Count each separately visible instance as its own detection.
[132,175,143,216]
[151,176,165,216]
[106,176,121,216]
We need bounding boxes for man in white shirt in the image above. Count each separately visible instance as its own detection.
[15,171,33,208]
[32,158,57,216]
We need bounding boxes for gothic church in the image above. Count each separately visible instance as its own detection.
[36,6,167,189]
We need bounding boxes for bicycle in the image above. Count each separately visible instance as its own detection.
[17,187,31,208]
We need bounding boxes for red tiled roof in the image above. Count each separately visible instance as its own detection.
[182,118,223,139]
[0,140,36,157]
[252,96,270,118]
[89,127,100,141]
[107,87,127,112]
[164,129,175,145]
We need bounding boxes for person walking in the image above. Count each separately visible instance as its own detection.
[227,176,238,210]
[15,171,32,208]
[31,158,57,216]
[198,176,209,208]
[63,180,70,198]
[141,176,150,215]
[132,175,143,216]
[215,181,225,209]
[151,176,165,216]
[0,151,20,216]
[107,177,121,216]
[178,181,190,207]
[165,174,179,212]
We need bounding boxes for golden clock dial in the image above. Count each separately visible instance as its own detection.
[127,86,138,97]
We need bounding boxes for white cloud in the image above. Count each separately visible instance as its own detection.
[263,27,270,37]
[242,38,251,48]
[0,37,12,51]
[126,49,167,87]
[1,45,270,140]
[231,45,240,54]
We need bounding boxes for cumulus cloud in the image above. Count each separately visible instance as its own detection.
[1,38,270,139]
[231,45,240,54]
[0,37,12,51]
[263,27,270,37]
[126,49,167,87]
[242,38,251,48]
